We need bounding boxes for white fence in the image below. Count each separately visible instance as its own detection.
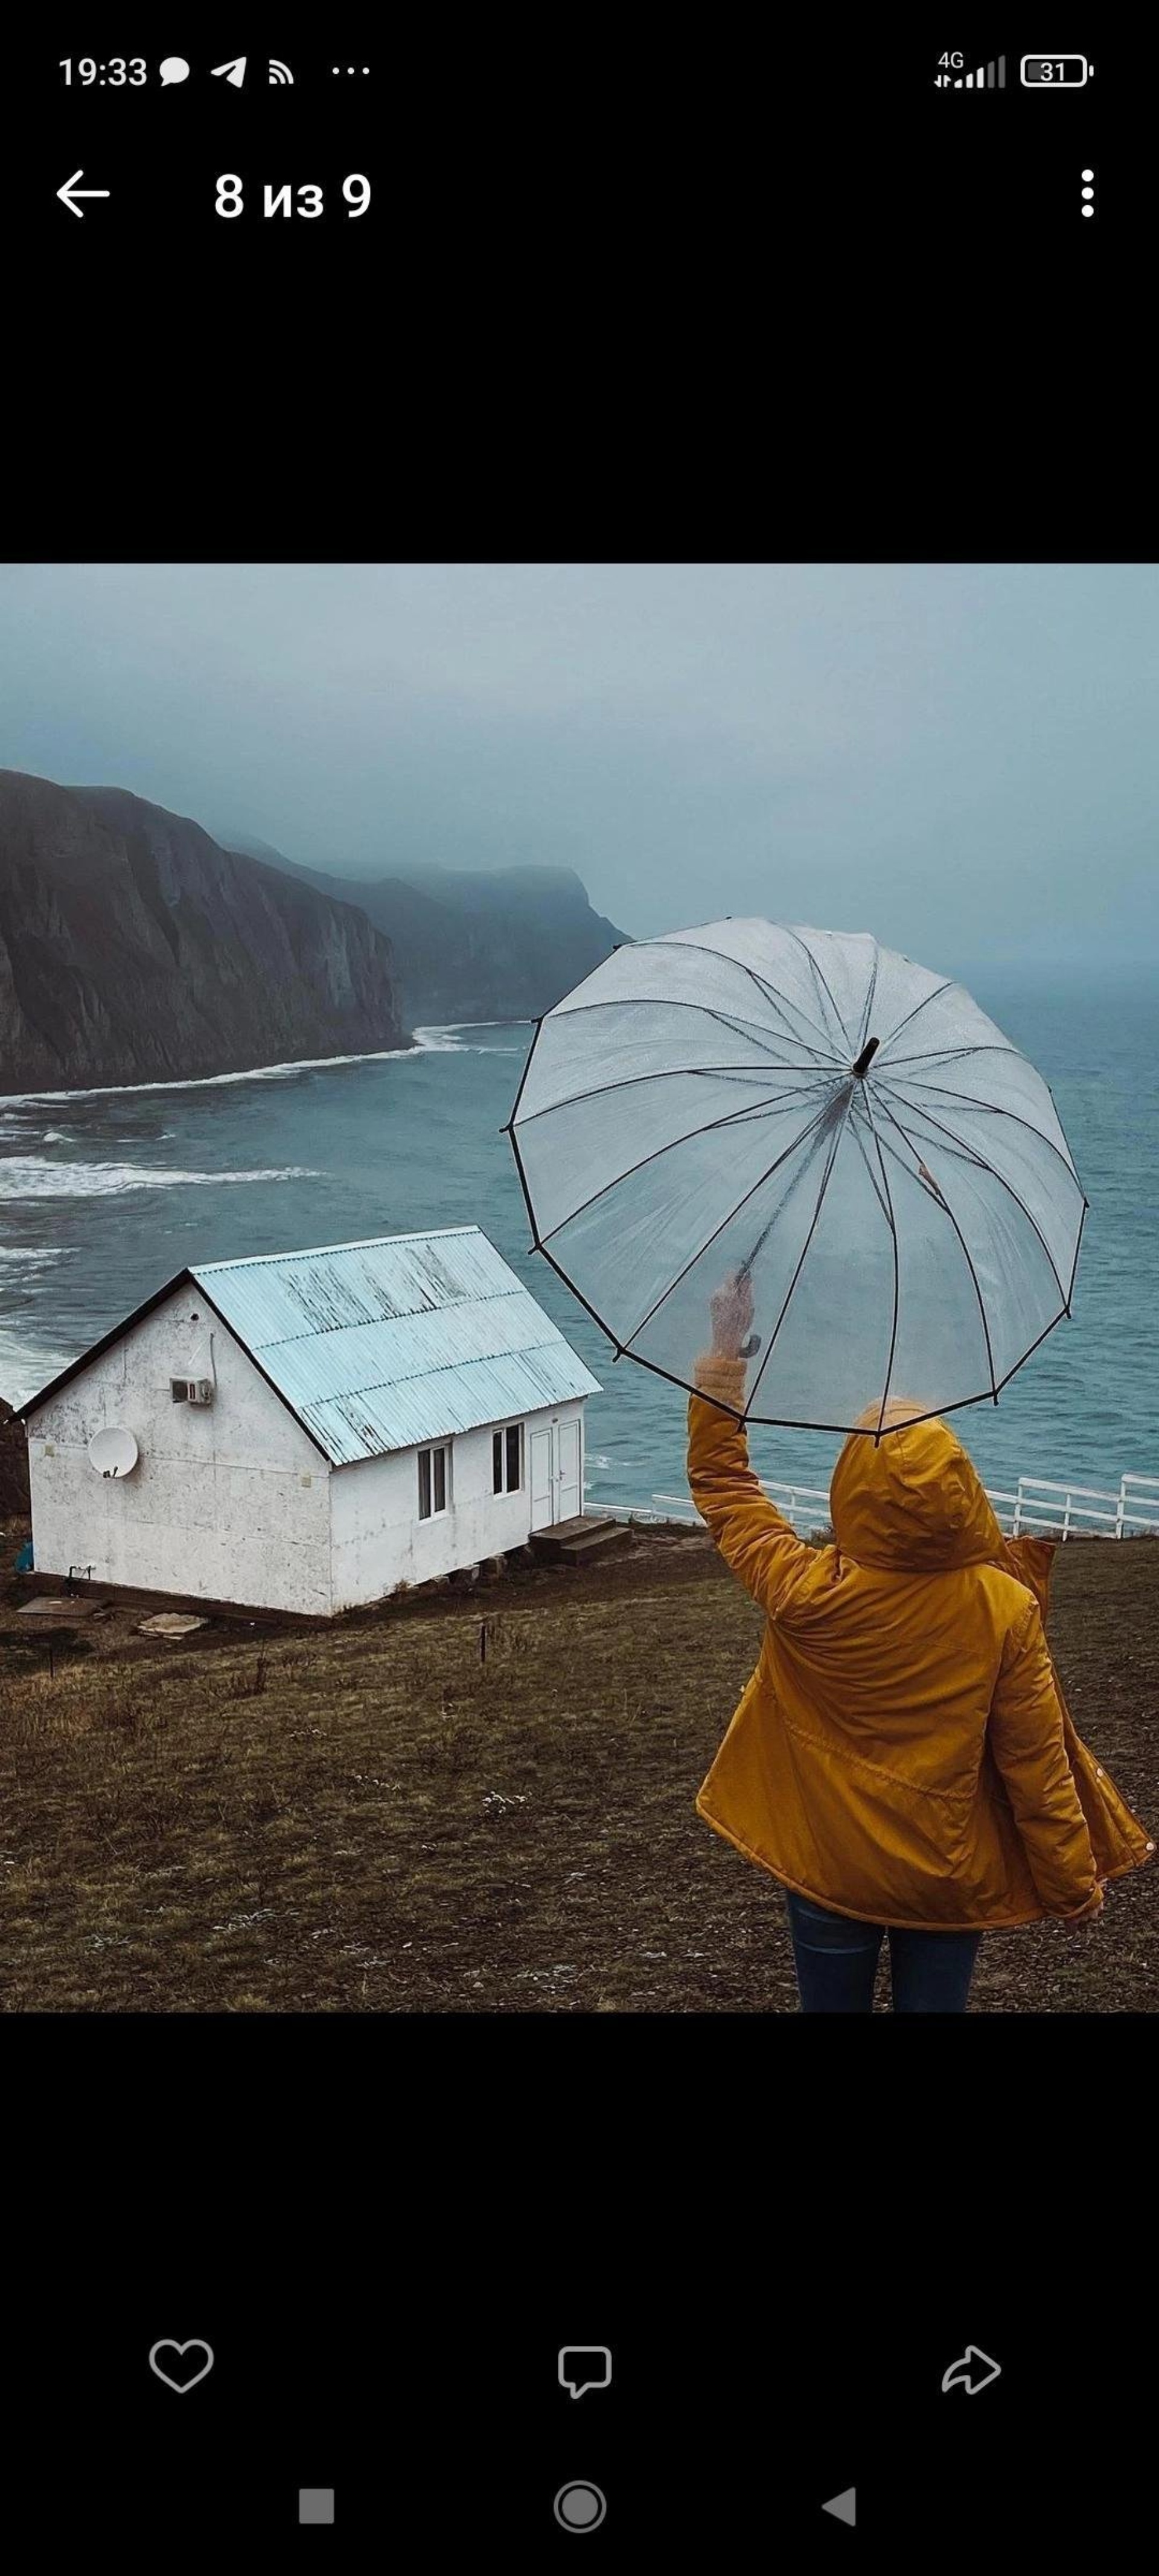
[592,1470,1159,1542]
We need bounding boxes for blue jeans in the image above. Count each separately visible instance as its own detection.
[785,1891,982,2014]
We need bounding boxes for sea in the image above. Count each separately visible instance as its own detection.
[2,975,1156,1525]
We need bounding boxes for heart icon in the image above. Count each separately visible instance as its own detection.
[149,2339,214,2394]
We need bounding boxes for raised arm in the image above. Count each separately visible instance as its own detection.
[988,1597,1102,1919]
[686,1272,813,1618]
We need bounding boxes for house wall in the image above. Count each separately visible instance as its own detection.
[25,1288,333,1615]
[328,1399,587,1609]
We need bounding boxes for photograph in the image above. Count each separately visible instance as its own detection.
[2,562,1154,2019]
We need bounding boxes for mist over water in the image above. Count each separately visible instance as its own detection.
[2,985,1156,1514]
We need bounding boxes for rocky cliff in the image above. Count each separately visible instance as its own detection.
[231,844,627,1027]
[0,772,411,1092]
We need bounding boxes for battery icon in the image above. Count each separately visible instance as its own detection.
[1020,55,1092,86]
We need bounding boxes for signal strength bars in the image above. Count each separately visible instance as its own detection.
[935,56,1006,86]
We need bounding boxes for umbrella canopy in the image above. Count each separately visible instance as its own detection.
[506,920,1087,1435]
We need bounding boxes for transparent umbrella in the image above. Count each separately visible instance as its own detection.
[506,920,1087,1435]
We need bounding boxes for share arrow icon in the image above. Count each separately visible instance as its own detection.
[211,57,247,87]
[941,2345,1001,2396]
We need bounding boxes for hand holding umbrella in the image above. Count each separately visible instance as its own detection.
[710,1270,761,1360]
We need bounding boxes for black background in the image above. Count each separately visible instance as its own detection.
[16,2019,1149,2553]
[5,16,1154,2558]
[7,22,1146,552]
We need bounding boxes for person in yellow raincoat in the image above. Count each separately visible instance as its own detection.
[688,1270,1154,2013]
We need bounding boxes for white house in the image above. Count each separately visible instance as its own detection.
[19,1228,601,1617]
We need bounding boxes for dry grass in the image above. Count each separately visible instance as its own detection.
[1,1530,1155,2013]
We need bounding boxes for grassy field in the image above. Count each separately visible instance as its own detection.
[1,1523,1155,2012]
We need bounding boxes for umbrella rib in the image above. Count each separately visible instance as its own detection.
[698,999,839,1065]
[538,1086,838,1258]
[718,989,841,1066]
[875,1078,1072,1307]
[544,987,841,1065]
[871,976,955,1058]
[506,1010,546,1129]
[880,1040,1018,1072]
[846,1105,899,1230]
[512,1059,834,1133]
[879,1074,1081,1185]
[853,937,881,1059]
[979,1197,1088,1397]
[777,924,855,1051]
[744,1089,858,1417]
[868,1090,998,1403]
[642,935,843,1059]
[619,1095,843,1350]
[853,1085,902,1439]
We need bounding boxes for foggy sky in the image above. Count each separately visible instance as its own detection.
[2,561,1157,973]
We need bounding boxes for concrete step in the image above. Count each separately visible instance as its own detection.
[528,1516,633,1565]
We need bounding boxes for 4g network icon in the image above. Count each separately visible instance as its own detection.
[933,50,1006,88]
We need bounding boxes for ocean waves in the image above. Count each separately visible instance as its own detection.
[0,1026,527,1109]
[413,1027,523,1054]
[0,1161,320,1200]
[0,1043,428,1105]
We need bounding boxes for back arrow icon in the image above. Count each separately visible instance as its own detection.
[57,170,111,219]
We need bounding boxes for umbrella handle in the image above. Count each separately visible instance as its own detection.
[739,1333,762,1360]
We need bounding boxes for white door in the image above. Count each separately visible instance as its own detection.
[556,1417,581,1521]
[529,1426,554,1530]
[529,1417,582,1529]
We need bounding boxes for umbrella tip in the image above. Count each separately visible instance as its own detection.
[852,1035,880,1079]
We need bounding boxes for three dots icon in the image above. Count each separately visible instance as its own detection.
[1081,168,1094,217]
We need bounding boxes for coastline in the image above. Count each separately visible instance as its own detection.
[0,1021,528,1108]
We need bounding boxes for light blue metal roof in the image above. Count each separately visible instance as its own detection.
[191,1228,601,1467]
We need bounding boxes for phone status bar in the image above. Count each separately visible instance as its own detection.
[56,56,374,90]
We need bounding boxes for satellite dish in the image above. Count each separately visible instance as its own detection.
[88,1426,139,1479]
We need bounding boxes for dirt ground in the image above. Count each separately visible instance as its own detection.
[1,1520,1155,2013]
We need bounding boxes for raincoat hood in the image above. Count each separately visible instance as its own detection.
[830,1410,1005,1574]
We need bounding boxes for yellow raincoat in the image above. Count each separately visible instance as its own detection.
[689,1356,1154,1930]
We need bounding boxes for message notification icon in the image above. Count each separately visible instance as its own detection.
[158,57,190,85]
[558,2346,612,2400]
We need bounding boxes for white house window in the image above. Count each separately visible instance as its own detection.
[492,1423,524,1495]
[418,1443,450,1520]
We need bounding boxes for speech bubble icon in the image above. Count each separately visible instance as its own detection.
[159,57,190,85]
[558,2345,612,2400]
